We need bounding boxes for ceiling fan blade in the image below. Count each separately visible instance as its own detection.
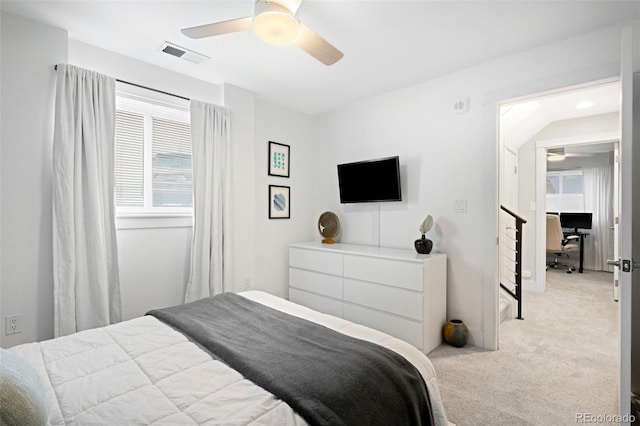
[182,17,254,39]
[271,0,303,14]
[295,23,343,66]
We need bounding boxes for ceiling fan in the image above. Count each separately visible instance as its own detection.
[547,147,596,162]
[181,0,344,66]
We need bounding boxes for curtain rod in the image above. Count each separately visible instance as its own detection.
[53,65,190,101]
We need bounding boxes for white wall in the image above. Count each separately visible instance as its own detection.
[219,89,316,298]
[312,75,492,347]
[311,23,632,348]
[221,84,256,293]
[69,40,221,105]
[517,113,619,283]
[254,99,315,298]
[0,12,68,347]
[116,226,192,318]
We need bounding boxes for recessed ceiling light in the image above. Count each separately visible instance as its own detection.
[576,101,595,109]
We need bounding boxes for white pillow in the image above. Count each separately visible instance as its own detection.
[0,349,47,426]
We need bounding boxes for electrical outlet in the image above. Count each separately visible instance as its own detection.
[243,276,251,290]
[6,315,22,335]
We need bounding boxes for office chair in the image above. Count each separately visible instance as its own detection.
[546,214,580,273]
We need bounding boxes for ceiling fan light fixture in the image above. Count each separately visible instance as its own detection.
[181,0,343,65]
[253,4,299,45]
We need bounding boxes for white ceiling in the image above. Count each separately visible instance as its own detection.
[501,81,621,149]
[1,0,639,115]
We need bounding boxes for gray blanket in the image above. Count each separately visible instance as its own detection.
[147,292,433,426]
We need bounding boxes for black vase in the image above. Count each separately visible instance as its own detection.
[414,235,432,254]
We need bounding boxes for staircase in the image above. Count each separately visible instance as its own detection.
[499,296,512,323]
[499,205,527,320]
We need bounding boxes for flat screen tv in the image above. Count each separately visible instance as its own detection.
[560,212,593,232]
[337,156,402,203]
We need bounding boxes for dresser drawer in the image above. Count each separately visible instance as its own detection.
[343,278,422,321]
[289,288,342,318]
[290,248,343,276]
[343,302,423,350]
[344,255,423,291]
[289,268,343,299]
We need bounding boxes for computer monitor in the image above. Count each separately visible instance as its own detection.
[560,212,593,233]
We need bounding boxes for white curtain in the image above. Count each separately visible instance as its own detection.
[184,100,232,302]
[52,64,121,337]
[583,165,614,271]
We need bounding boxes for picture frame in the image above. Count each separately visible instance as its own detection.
[268,141,290,178]
[269,185,290,219]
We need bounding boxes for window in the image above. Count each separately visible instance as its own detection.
[115,93,192,216]
[546,170,584,213]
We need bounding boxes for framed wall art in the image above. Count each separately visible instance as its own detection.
[268,141,290,178]
[269,185,290,219]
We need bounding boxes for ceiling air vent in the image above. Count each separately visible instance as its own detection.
[160,42,210,64]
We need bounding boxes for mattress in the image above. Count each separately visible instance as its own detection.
[9,290,450,425]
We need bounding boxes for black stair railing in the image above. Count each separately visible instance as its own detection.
[500,205,527,320]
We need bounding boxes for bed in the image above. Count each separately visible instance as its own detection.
[4,291,450,425]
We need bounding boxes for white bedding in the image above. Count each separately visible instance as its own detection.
[9,291,450,425]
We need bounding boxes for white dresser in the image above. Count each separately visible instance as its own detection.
[288,242,447,354]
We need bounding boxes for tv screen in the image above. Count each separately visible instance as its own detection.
[337,156,402,203]
[560,212,593,230]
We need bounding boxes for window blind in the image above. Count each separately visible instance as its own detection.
[546,170,584,213]
[115,110,144,207]
[151,117,192,207]
[114,92,192,214]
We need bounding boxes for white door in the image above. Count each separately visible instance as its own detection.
[612,26,635,423]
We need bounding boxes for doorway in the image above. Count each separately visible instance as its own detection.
[498,79,620,312]
[496,78,622,419]
[534,137,618,292]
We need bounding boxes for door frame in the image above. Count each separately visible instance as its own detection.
[617,25,634,423]
[534,130,620,292]
[494,76,620,350]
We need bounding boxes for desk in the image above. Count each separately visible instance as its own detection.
[564,231,589,273]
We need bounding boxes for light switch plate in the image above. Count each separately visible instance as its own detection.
[454,199,467,213]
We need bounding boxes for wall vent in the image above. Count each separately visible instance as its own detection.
[160,42,210,64]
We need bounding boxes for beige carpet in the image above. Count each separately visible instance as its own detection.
[429,269,618,426]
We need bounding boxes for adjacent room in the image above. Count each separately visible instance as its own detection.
[1,1,639,425]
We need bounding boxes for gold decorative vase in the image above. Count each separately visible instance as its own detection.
[443,319,469,348]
